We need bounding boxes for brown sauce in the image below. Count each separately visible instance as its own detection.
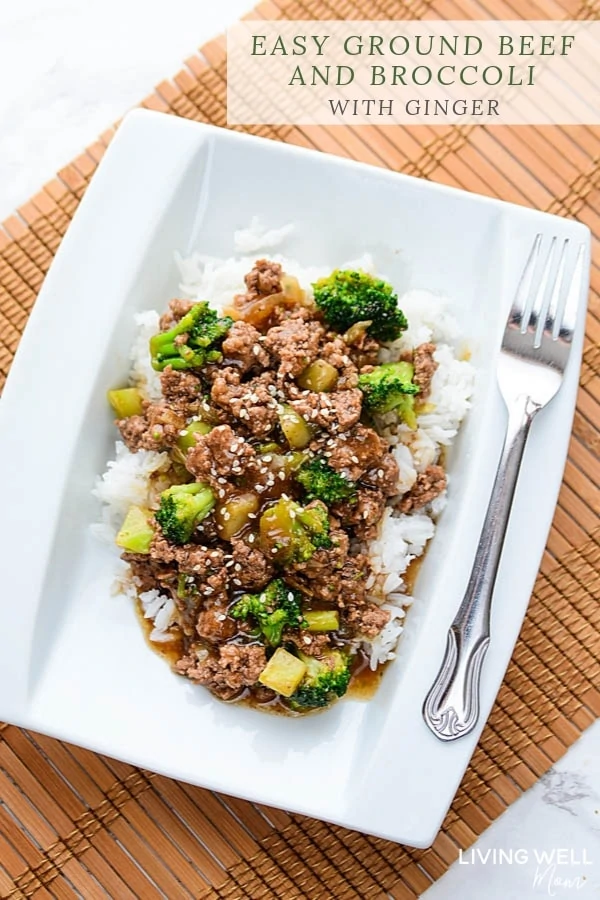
[136,545,426,714]
[136,599,388,713]
[136,600,183,665]
[347,651,386,700]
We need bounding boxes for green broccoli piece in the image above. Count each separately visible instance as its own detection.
[291,650,352,709]
[259,498,332,565]
[154,482,215,545]
[295,502,333,550]
[312,270,407,342]
[295,456,358,506]
[150,301,232,371]
[230,578,305,647]
[358,361,420,429]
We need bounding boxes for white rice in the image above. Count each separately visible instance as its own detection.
[94,217,475,668]
[91,440,171,543]
[130,310,162,402]
[112,560,178,643]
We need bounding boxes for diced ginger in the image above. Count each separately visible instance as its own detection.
[116,506,154,554]
[258,648,307,697]
[107,387,144,418]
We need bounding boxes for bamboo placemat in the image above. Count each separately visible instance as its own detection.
[1,0,599,897]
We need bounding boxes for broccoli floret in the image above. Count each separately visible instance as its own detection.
[312,270,407,342]
[230,579,305,646]
[295,502,333,550]
[155,482,215,545]
[295,456,358,506]
[259,498,332,565]
[358,361,420,429]
[150,301,232,371]
[291,650,352,708]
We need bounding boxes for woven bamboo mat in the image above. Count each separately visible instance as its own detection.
[1,0,599,897]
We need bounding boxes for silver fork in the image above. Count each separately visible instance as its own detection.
[423,233,586,742]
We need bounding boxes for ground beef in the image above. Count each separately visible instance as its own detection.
[412,342,438,399]
[186,424,258,485]
[237,259,282,305]
[117,415,157,453]
[319,336,359,389]
[337,554,371,606]
[271,305,316,325]
[264,317,325,378]
[230,538,274,590]
[221,321,270,373]
[159,298,195,331]
[211,369,280,438]
[324,424,387,480]
[196,602,237,643]
[150,539,227,580]
[160,366,202,416]
[333,488,386,541]
[145,540,229,635]
[291,551,369,606]
[347,333,380,369]
[122,552,177,593]
[398,464,446,512]
[117,404,185,453]
[117,261,448,708]
[147,405,185,443]
[345,603,390,638]
[292,524,349,577]
[290,388,362,434]
[285,630,331,656]
[361,453,400,497]
[176,643,267,699]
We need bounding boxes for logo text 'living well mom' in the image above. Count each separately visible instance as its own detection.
[458,848,593,895]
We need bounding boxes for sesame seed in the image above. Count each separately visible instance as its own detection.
[233,578,242,586]
[217,613,226,622]
[303,636,312,645]
[248,533,256,542]
[234,563,242,572]
[253,344,261,356]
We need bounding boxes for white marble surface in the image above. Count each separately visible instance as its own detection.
[426,720,600,899]
[0,3,598,897]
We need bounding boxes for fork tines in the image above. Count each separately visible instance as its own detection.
[509,233,585,348]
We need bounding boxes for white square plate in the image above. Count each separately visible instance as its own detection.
[0,110,589,847]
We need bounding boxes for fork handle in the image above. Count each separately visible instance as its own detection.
[423,393,540,742]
